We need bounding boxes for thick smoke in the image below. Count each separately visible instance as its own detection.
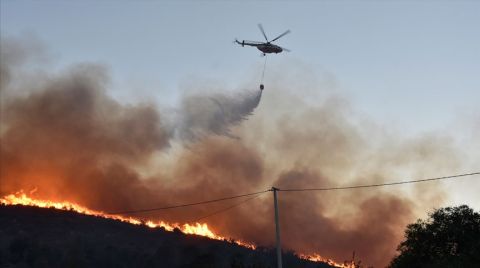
[0,38,465,267]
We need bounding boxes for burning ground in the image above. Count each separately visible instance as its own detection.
[0,204,338,268]
[0,37,471,267]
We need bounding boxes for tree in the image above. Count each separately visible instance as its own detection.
[389,205,480,268]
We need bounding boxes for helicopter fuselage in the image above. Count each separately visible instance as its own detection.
[236,40,284,54]
[256,43,282,54]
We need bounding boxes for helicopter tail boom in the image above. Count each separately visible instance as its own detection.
[234,39,246,47]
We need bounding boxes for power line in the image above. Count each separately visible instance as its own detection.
[108,189,271,215]
[187,172,479,224]
[107,172,479,215]
[278,172,480,192]
[189,192,266,223]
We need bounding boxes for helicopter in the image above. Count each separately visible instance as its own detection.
[235,24,291,56]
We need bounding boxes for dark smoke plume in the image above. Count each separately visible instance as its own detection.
[0,38,465,267]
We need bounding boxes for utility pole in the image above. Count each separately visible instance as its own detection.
[272,187,283,268]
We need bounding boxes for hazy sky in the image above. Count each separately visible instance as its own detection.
[2,1,479,205]
[2,1,479,131]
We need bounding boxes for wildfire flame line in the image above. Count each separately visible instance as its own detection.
[0,191,351,267]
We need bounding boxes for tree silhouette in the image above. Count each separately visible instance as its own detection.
[389,205,480,268]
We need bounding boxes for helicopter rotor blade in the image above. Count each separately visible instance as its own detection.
[270,29,291,43]
[258,24,269,42]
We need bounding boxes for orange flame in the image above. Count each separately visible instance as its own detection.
[298,253,356,268]
[0,191,255,249]
[1,191,349,266]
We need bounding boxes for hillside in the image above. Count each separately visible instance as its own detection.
[0,205,335,268]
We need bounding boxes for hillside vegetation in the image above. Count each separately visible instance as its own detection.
[0,205,335,268]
